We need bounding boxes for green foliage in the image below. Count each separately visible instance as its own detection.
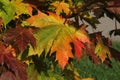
[112,41,120,52]
[0,0,15,25]
[74,56,120,80]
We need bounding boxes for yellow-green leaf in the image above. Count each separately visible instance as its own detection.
[0,0,15,25]
[11,0,29,17]
[95,38,112,62]
[27,12,63,28]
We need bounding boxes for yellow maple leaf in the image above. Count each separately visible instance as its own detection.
[95,36,112,62]
[51,1,70,15]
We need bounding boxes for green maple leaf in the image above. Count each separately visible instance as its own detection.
[0,0,15,25]
[11,0,29,18]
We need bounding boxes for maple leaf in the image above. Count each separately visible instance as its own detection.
[95,36,112,62]
[73,39,85,60]
[0,0,15,25]
[26,11,64,28]
[2,25,36,52]
[26,10,48,27]
[0,42,27,80]
[11,0,29,17]
[28,13,90,69]
[51,1,70,15]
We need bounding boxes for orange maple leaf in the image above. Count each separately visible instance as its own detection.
[51,36,74,70]
[51,1,70,15]
[26,10,47,27]
[73,39,85,60]
[28,12,90,70]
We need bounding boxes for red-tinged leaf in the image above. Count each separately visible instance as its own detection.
[0,17,3,25]
[86,42,100,64]
[0,42,27,80]
[73,39,85,60]
[107,7,120,15]
[0,71,16,80]
[72,24,90,60]
[2,26,36,52]
[54,37,74,70]
[28,13,90,69]
[113,0,120,6]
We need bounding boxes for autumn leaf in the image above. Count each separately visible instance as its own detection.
[106,1,120,15]
[2,25,36,52]
[0,71,16,80]
[0,42,27,80]
[11,0,29,17]
[95,36,112,62]
[107,7,120,15]
[86,41,100,64]
[0,0,15,25]
[26,11,63,28]
[81,78,94,80]
[73,39,85,60]
[28,13,90,69]
[51,1,70,15]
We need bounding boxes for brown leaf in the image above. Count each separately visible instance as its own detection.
[0,71,16,80]
[2,25,36,52]
[0,42,27,80]
[107,7,120,14]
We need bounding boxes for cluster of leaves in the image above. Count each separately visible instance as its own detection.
[0,0,120,80]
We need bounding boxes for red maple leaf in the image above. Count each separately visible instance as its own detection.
[73,39,85,60]
[0,42,27,80]
[2,25,36,52]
